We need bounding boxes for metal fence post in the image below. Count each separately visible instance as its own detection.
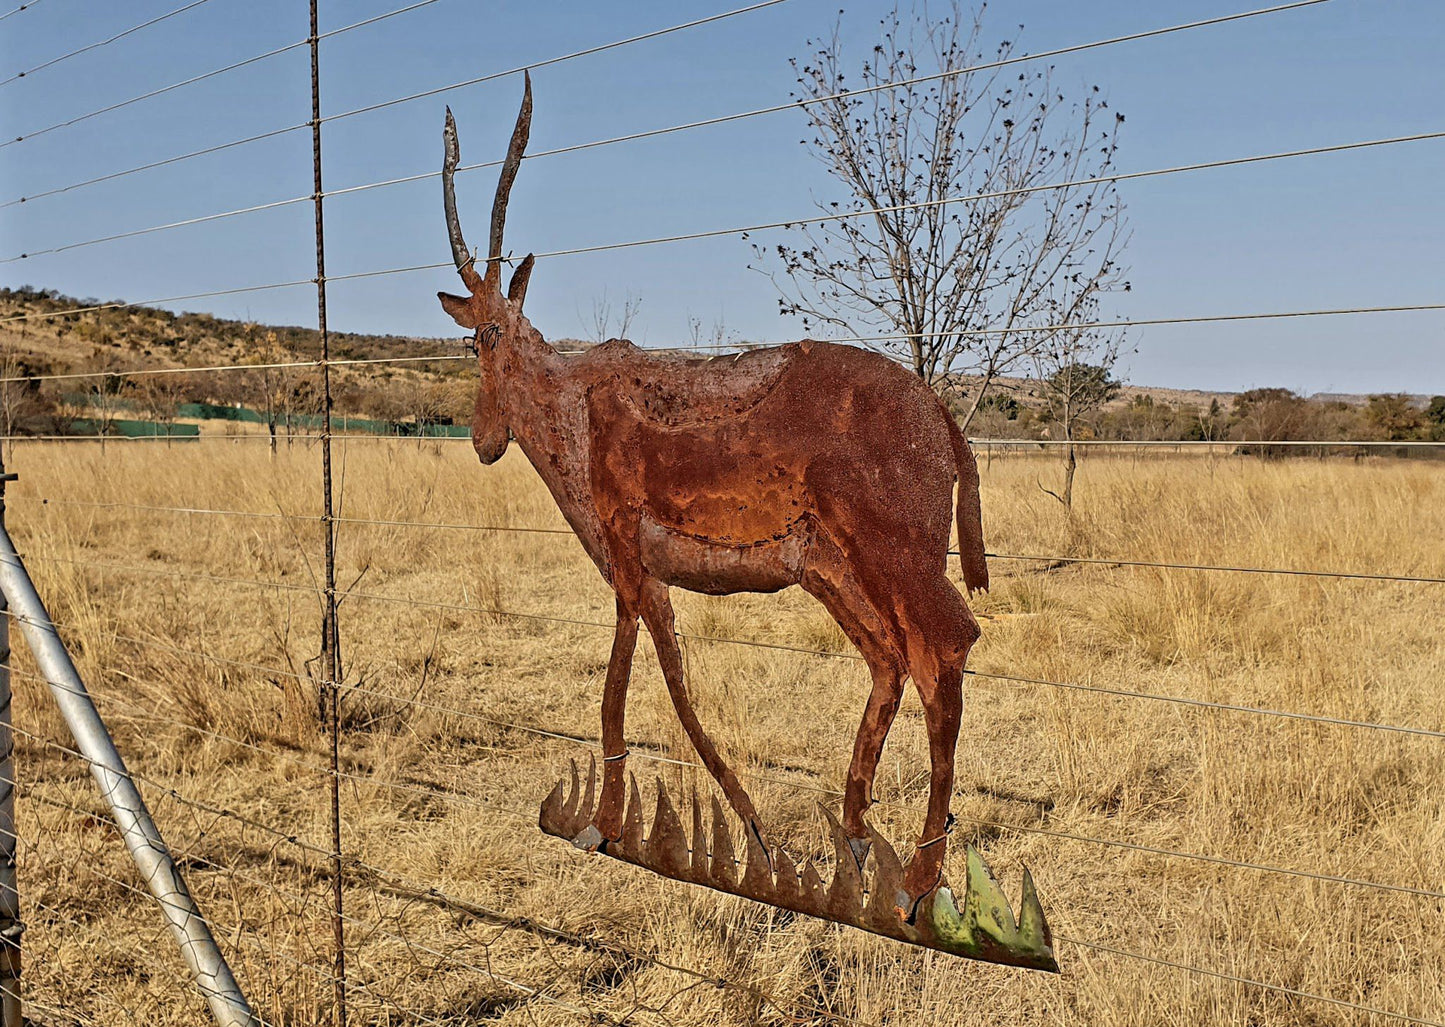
[308,2,347,1023]
[0,525,257,1027]
[0,462,20,1027]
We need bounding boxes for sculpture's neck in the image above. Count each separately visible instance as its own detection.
[495,322,607,568]
[496,318,563,458]
[497,317,558,409]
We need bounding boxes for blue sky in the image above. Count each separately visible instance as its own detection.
[1,0,1441,394]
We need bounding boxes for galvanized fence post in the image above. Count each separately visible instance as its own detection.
[0,524,258,1027]
[0,464,20,1027]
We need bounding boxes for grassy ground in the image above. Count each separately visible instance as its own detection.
[2,437,1442,1026]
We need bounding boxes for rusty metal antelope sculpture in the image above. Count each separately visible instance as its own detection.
[437,73,1056,972]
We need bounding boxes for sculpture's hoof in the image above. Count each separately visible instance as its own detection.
[571,825,605,852]
[847,836,872,871]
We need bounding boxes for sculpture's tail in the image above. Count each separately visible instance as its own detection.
[944,409,989,594]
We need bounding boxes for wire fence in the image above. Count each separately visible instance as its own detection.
[1,0,1443,1025]
[0,0,214,90]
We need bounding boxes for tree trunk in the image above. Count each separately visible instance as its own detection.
[1062,442,1076,510]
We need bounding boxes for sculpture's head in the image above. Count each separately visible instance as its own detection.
[437,73,535,465]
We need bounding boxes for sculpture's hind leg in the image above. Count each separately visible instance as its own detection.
[895,573,980,921]
[800,532,906,869]
[637,577,770,856]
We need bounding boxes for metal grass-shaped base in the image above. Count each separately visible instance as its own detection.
[539,758,1058,972]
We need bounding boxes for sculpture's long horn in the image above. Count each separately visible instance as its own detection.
[486,70,532,288]
[442,106,483,292]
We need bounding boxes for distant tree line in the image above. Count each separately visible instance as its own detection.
[962,375,1445,447]
[3,288,1439,454]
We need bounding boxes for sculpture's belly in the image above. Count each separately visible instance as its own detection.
[639,515,807,596]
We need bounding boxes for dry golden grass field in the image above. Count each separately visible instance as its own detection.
[2,437,1442,1026]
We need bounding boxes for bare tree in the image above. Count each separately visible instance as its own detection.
[73,353,131,450]
[1194,397,1226,442]
[246,329,291,455]
[582,288,643,343]
[758,1,1129,429]
[686,312,739,351]
[397,375,450,442]
[1032,306,1123,508]
[0,343,49,438]
[137,372,190,445]
[287,375,320,444]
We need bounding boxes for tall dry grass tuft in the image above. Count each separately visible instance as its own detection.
[0,438,1441,1025]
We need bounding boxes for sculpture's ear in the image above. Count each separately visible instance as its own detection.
[438,291,475,328]
[507,253,535,308]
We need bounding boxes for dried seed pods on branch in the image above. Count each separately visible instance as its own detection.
[759,1,1130,428]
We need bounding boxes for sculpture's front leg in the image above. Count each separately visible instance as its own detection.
[572,594,638,851]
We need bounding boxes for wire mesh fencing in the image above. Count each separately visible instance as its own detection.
[0,0,1443,1025]
[4,437,1442,1026]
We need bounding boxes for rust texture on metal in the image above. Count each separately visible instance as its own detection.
[439,76,1052,970]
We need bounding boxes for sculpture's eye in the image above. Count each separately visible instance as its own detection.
[468,324,499,355]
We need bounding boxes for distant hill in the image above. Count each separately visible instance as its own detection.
[1,287,1439,444]
[0,285,459,377]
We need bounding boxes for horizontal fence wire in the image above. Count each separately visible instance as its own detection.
[0,0,212,90]
[0,0,1331,248]
[2,822,290,1026]
[1054,936,1444,1027]
[17,124,1445,270]
[977,438,1445,447]
[0,0,1333,212]
[512,131,1445,264]
[976,552,1445,585]
[6,602,1445,907]
[317,0,1335,202]
[7,716,612,1023]
[17,495,1445,585]
[0,277,318,324]
[4,122,1442,310]
[313,0,794,127]
[7,779,542,1027]
[646,301,1445,346]
[11,679,539,835]
[52,835,646,1027]
[0,351,471,384]
[13,854,443,1027]
[3,123,313,211]
[0,0,446,155]
[9,553,1444,741]
[7,432,1445,450]
[7,658,1442,1026]
[0,0,794,204]
[20,781,862,1027]
[6,869,358,1023]
[0,0,43,24]
[6,673,889,1027]
[5,298,1445,373]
